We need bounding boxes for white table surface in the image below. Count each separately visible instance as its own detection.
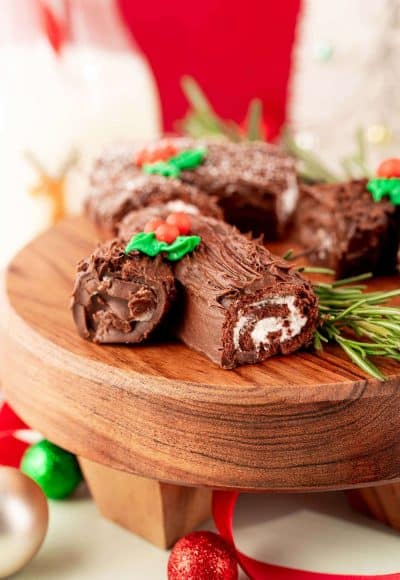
[16,486,400,579]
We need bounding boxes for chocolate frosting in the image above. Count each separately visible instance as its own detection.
[295,179,400,278]
[173,216,318,368]
[85,171,222,239]
[180,140,296,197]
[71,239,176,343]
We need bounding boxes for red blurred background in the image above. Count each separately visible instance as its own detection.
[118,0,301,138]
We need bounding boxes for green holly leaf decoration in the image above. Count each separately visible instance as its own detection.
[169,148,207,170]
[142,147,207,179]
[164,234,201,261]
[390,189,400,205]
[143,161,180,178]
[367,178,400,205]
[124,232,162,256]
[124,232,201,261]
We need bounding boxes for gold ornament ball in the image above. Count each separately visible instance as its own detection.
[0,466,49,578]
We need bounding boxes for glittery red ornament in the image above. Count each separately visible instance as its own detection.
[168,531,238,580]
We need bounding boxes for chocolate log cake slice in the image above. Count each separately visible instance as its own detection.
[120,208,318,369]
[174,216,318,368]
[87,138,298,239]
[85,172,222,239]
[71,239,176,344]
[294,179,399,278]
[178,140,299,238]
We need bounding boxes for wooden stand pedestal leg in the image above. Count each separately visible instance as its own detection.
[347,483,400,532]
[79,458,212,549]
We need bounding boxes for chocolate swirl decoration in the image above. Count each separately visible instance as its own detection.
[71,239,176,344]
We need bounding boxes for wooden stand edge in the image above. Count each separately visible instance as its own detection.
[79,458,212,549]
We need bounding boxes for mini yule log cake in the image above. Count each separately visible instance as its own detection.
[177,140,299,239]
[85,171,222,239]
[294,178,399,278]
[120,209,319,369]
[71,239,176,343]
[87,137,298,239]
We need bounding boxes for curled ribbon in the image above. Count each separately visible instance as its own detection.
[212,491,400,580]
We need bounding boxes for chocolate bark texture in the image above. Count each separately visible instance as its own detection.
[294,179,400,278]
[174,216,318,368]
[71,239,176,344]
[179,140,299,239]
[85,170,222,239]
[87,138,298,239]
[119,208,319,369]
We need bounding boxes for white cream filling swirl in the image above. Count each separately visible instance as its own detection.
[233,295,307,351]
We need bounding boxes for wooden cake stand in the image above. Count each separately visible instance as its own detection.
[1,217,400,548]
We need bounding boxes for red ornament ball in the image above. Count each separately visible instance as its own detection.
[376,158,400,178]
[155,223,180,244]
[168,531,238,580]
[144,218,165,233]
[166,212,192,235]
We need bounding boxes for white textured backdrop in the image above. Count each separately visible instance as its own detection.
[289,0,400,171]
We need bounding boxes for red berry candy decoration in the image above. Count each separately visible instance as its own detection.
[144,218,165,233]
[376,158,400,178]
[166,212,192,235]
[155,223,180,244]
[143,212,193,242]
[168,531,238,580]
[135,140,178,167]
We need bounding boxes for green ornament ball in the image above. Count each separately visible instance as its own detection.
[21,440,82,500]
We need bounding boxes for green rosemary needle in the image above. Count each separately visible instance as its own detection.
[312,274,400,380]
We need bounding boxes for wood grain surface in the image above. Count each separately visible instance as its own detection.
[1,217,400,491]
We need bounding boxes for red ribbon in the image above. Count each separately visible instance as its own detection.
[213,491,400,580]
[0,402,29,467]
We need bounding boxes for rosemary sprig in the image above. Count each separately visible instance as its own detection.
[178,76,244,141]
[282,130,340,183]
[340,127,373,179]
[178,77,375,184]
[313,274,400,380]
[178,77,267,143]
[245,98,264,141]
[285,250,400,379]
